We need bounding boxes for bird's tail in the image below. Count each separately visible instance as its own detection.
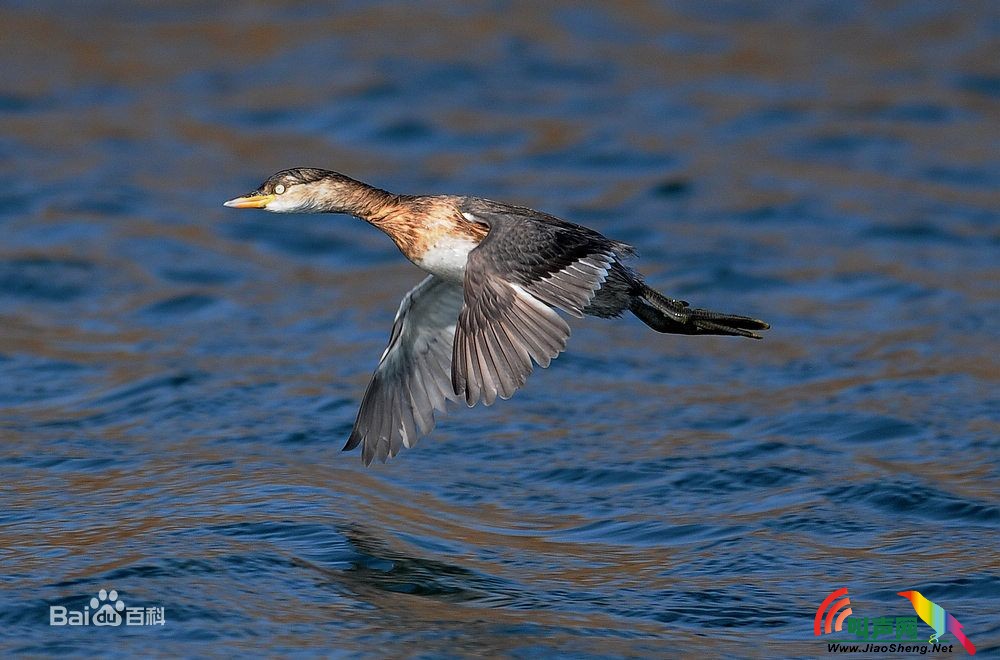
[947,613,976,655]
[629,284,770,339]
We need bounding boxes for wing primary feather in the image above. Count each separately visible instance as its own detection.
[407,369,429,427]
[344,426,362,452]
[492,312,530,370]
[408,370,435,435]
[504,302,557,365]
[507,295,568,359]
[497,320,533,388]
[399,387,419,450]
[370,384,388,462]
[511,284,572,336]
[451,328,466,397]
[379,386,395,462]
[482,324,516,400]
[362,429,375,465]
[485,321,522,397]
[463,317,482,406]
[473,331,493,405]
[391,376,410,455]
[424,355,451,411]
[474,330,498,406]
[500,303,548,364]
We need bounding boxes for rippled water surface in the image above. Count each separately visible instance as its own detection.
[2,1,998,656]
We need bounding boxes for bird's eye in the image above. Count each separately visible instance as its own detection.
[274,184,286,195]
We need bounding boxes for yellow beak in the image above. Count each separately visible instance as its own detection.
[223,193,275,209]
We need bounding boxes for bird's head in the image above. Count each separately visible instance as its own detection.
[224,168,365,214]
[897,591,915,601]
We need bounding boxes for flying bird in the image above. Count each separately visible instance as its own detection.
[897,590,976,655]
[225,168,769,464]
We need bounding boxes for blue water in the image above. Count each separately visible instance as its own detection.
[2,1,998,656]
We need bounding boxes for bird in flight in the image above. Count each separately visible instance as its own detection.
[225,168,769,464]
[897,590,976,655]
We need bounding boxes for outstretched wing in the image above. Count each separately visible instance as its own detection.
[345,275,464,464]
[451,198,632,407]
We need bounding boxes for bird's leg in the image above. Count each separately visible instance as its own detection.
[928,634,939,644]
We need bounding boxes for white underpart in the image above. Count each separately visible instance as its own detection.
[415,235,479,282]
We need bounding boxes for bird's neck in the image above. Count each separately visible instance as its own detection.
[311,174,440,259]
[363,193,438,261]
[327,180,401,224]
[353,189,423,243]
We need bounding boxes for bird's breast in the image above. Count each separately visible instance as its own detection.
[414,234,480,282]
[375,198,488,280]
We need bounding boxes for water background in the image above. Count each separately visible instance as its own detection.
[2,1,998,656]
